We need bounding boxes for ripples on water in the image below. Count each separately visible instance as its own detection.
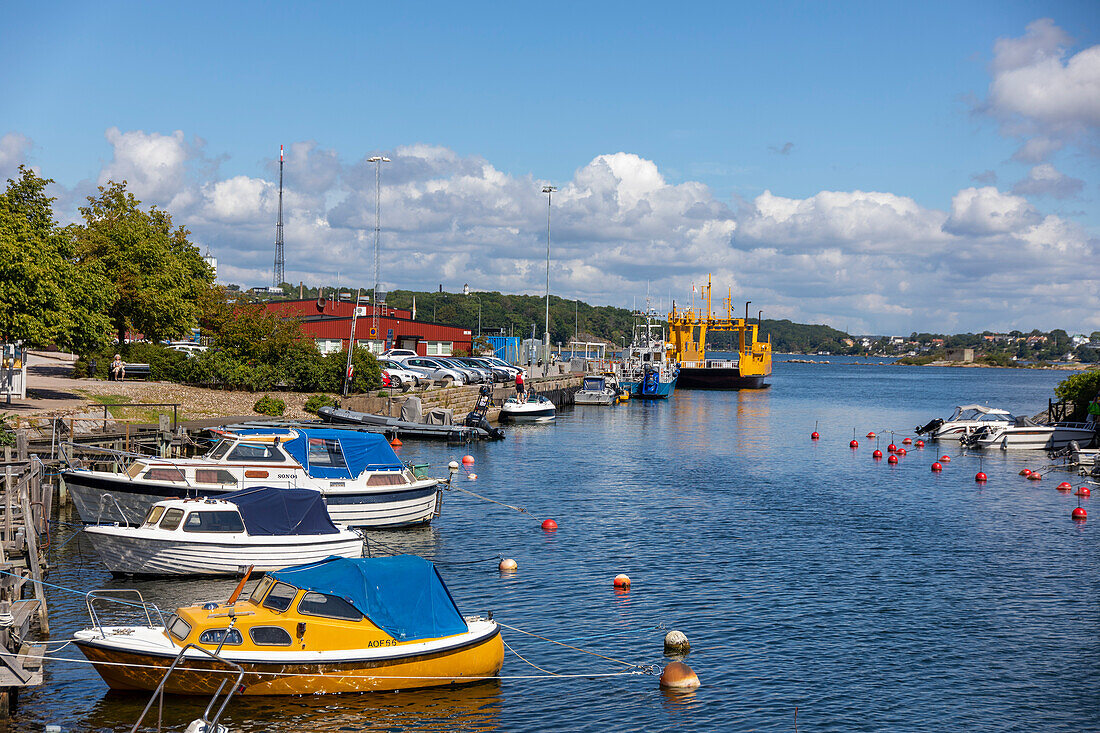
[16,359,1100,731]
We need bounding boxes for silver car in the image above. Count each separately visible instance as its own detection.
[397,356,467,386]
[438,357,490,384]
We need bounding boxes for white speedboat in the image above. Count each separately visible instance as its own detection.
[499,395,556,422]
[574,374,621,406]
[62,427,440,528]
[915,404,1015,440]
[962,418,1099,451]
[83,487,364,577]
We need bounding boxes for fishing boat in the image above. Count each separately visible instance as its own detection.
[667,276,772,389]
[73,555,504,695]
[83,487,364,577]
[573,374,622,406]
[62,428,441,529]
[499,394,556,421]
[961,418,1098,450]
[619,307,678,399]
[915,404,1015,441]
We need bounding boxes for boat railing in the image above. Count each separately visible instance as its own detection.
[60,441,197,489]
[94,492,130,526]
[86,589,168,638]
[1051,421,1097,430]
[130,642,244,733]
[679,359,739,369]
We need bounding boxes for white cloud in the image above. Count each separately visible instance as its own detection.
[99,127,192,204]
[0,132,33,180]
[943,187,1040,236]
[1011,163,1085,199]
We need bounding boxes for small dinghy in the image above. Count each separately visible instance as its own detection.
[83,487,364,576]
[499,394,556,422]
[74,555,504,695]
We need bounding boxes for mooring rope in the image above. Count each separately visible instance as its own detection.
[497,622,656,673]
[360,535,502,566]
[502,638,561,677]
[445,484,540,521]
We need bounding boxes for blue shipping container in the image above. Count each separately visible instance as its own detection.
[484,336,521,364]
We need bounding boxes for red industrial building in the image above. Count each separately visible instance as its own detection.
[263,298,473,356]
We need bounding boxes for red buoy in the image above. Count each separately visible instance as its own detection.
[887,454,899,464]
[866,432,876,439]
[1019,469,1032,476]
[915,440,925,448]
[873,449,883,459]
[887,443,897,453]
[940,456,951,463]
[931,462,943,472]
[541,519,558,531]
[1057,481,1072,491]
[1071,506,1087,521]
[897,448,907,456]
[1028,472,1042,481]
[902,437,912,445]
[613,573,631,588]
[811,431,819,440]
[1077,486,1091,497]
[850,440,859,449]
[462,455,475,465]
[975,471,987,482]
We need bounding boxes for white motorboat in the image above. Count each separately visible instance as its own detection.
[574,374,621,406]
[83,487,364,577]
[62,427,441,528]
[499,395,556,422]
[962,418,1099,451]
[915,404,1015,441]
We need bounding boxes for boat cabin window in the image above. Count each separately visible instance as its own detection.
[307,439,349,471]
[195,469,238,486]
[126,462,146,479]
[227,443,287,462]
[167,615,191,641]
[159,508,185,531]
[206,440,233,460]
[296,591,363,621]
[249,626,292,646]
[182,511,245,534]
[366,473,406,487]
[248,577,274,605]
[143,467,186,482]
[142,506,166,527]
[198,628,242,646]
[261,582,299,613]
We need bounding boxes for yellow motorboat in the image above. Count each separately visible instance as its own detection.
[74,555,504,695]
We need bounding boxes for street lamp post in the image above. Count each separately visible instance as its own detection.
[368,155,391,352]
[541,185,557,361]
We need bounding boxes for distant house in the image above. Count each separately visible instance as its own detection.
[931,338,944,347]
[945,348,974,363]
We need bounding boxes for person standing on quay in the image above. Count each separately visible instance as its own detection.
[515,370,525,402]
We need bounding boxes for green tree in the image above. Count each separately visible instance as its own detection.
[0,166,111,351]
[71,181,214,345]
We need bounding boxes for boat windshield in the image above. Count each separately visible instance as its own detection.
[248,576,274,605]
[206,440,232,460]
[306,439,349,471]
[583,377,605,390]
[182,511,245,534]
[262,582,299,613]
[956,409,984,421]
[141,506,166,527]
[227,443,287,462]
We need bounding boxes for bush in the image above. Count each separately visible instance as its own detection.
[253,395,286,416]
[303,394,336,415]
[1054,368,1100,419]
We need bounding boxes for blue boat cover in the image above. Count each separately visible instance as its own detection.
[230,428,404,480]
[225,487,339,536]
[268,555,468,641]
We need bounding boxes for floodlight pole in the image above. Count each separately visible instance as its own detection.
[368,155,391,351]
[542,185,557,361]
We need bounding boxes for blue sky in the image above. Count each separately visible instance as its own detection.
[2,1,1098,334]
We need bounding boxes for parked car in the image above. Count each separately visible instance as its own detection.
[437,357,490,384]
[396,356,467,386]
[166,343,209,358]
[378,360,423,391]
[457,357,512,383]
[381,348,419,359]
[478,356,525,379]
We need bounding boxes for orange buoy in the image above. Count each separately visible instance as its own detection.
[390,437,402,447]
[887,454,898,464]
[866,432,876,439]
[873,449,883,459]
[613,574,631,588]
[659,661,701,690]
[975,472,987,482]
[1028,472,1042,481]
[931,462,943,472]
[1019,469,1032,476]
[940,455,951,462]
[1071,506,1087,521]
[1057,481,1073,491]
[850,440,859,449]
[915,440,925,448]
[498,558,518,572]
[811,431,819,440]
[902,437,912,445]
[467,473,478,481]
[1076,486,1091,497]
[462,455,475,465]
[541,519,557,531]
[887,443,897,453]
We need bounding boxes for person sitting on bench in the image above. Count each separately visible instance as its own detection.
[110,354,125,381]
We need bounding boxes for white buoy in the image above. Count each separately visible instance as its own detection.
[664,629,690,655]
[499,558,518,572]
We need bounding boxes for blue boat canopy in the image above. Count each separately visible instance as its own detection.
[231,428,405,479]
[268,556,468,642]
[225,487,340,536]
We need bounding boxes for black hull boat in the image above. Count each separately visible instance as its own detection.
[676,366,768,390]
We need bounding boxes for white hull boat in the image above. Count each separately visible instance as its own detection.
[916,404,1014,441]
[83,489,363,576]
[63,427,440,528]
[963,420,1098,451]
[574,375,621,406]
[500,395,556,422]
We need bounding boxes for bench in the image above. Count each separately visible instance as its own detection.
[107,363,150,381]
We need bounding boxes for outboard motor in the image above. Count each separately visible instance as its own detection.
[464,385,505,440]
[915,418,944,436]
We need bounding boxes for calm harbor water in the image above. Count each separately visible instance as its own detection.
[17,358,1099,732]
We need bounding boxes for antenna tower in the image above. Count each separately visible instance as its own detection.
[273,145,285,287]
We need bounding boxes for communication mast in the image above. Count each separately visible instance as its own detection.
[272,145,285,287]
